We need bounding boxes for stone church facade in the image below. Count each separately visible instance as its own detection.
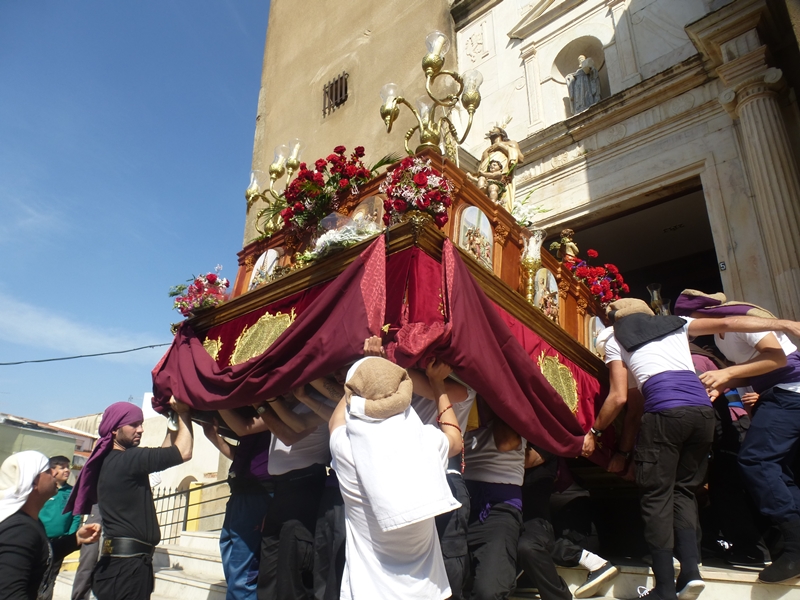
[245,0,800,320]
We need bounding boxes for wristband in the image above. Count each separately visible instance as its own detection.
[590,427,603,438]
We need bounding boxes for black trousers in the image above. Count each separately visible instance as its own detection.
[517,518,571,600]
[312,486,346,600]
[257,465,326,600]
[92,555,153,600]
[435,473,471,600]
[466,502,523,600]
[72,506,101,600]
[635,405,714,552]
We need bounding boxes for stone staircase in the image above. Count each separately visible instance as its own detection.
[53,529,800,599]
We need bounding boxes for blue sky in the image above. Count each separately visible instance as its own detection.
[0,1,270,421]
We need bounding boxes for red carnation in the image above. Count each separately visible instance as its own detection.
[400,157,414,170]
[345,164,358,178]
[312,172,324,186]
[334,145,346,155]
[393,199,408,212]
[383,212,391,225]
[293,202,305,212]
[354,146,365,157]
[314,159,327,171]
[587,249,598,258]
[575,266,590,279]
[206,273,218,284]
[413,172,428,187]
[591,284,602,295]
[605,263,619,274]
[298,162,307,171]
[339,178,350,189]
[326,154,338,163]
[616,274,624,284]
[434,213,448,228]
[622,284,630,293]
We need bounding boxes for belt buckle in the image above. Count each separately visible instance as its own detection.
[103,538,113,555]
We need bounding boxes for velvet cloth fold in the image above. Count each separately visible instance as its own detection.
[66,402,144,515]
[151,236,585,458]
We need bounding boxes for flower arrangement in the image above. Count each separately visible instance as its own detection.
[563,249,629,305]
[256,146,395,240]
[169,266,230,317]
[379,156,453,228]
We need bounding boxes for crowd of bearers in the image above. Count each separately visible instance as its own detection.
[8,287,799,600]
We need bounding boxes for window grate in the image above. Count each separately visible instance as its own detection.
[323,72,349,117]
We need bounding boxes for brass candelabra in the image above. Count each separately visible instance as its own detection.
[379,31,483,157]
[245,139,305,235]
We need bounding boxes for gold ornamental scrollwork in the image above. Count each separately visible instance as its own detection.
[203,338,223,362]
[577,298,588,316]
[494,224,509,247]
[230,309,296,366]
[537,351,579,414]
[558,279,570,299]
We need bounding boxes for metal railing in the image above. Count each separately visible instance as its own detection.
[153,479,230,545]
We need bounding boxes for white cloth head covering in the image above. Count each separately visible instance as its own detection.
[0,450,50,524]
[344,357,460,532]
[594,326,615,359]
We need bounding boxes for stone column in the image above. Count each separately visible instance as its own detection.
[732,70,800,320]
[715,25,800,320]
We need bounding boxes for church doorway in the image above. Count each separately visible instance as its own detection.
[557,187,723,314]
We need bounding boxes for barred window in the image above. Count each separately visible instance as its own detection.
[323,72,349,117]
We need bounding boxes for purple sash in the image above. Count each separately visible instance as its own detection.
[465,480,522,523]
[751,351,800,393]
[641,370,711,414]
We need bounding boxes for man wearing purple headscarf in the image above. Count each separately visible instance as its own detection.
[675,290,800,584]
[67,397,193,600]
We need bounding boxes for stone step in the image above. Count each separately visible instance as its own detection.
[177,529,221,553]
[509,562,800,599]
[154,542,225,580]
[152,567,227,600]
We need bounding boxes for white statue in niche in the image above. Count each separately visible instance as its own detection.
[566,55,601,115]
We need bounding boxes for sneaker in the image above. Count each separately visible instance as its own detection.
[574,562,620,598]
[676,579,705,600]
[724,548,770,568]
[633,587,662,599]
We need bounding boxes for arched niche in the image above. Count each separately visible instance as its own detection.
[534,267,559,322]
[551,36,610,118]
[586,315,606,357]
[458,205,493,269]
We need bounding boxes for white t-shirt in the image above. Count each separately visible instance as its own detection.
[603,319,695,390]
[330,425,452,600]
[462,426,525,486]
[715,330,800,393]
[268,401,334,476]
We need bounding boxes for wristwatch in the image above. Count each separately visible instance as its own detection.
[256,404,268,415]
[590,427,603,438]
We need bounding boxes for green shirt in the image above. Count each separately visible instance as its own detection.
[38,484,81,539]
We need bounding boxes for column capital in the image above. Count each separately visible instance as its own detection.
[719,67,784,116]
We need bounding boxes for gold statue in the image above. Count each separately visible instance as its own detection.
[467,121,524,213]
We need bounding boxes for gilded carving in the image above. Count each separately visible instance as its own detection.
[244,254,255,269]
[577,298,588,316]
[203,338,223,362]
[495,224,509,246]
[538,351,579,414]
[558,279,570,299]
[230,309,296,366]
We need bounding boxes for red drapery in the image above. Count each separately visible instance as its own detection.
[152,235,599,457]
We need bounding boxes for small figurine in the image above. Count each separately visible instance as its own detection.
[549,228,579,261]
[466,120,524,213]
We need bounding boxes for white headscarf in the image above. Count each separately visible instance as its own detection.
[344,358,460,532]
[0,450,50,524]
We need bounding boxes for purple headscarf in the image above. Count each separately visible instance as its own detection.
[674,289,776,319]
[65,402,144,515]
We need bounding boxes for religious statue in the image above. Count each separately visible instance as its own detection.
[549,228,579,261]
[466,122,524,213]
[566,55,601,115]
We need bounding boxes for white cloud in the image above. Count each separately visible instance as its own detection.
[0,194,64,242]
[0,292,168,366]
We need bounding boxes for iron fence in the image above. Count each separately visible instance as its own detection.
[153,479,230,545]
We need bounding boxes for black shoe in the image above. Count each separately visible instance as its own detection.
[574,562,619,598]
[758,555,800,583]
[724,548,770,568]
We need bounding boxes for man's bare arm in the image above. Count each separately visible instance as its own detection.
[699,334,787,391]
[583,360,629,457]
[270,396,325,433]
[688,316,800,339]
[168,397,193,462]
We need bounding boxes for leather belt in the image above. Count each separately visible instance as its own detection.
[101,537,155,557]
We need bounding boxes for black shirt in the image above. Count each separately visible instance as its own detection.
[97,446,182,546]
[0,511,78,600]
